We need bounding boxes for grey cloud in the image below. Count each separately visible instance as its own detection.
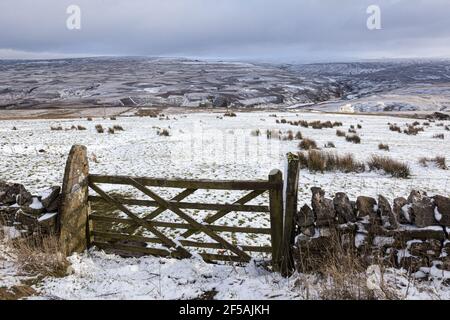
[0,0,449,61]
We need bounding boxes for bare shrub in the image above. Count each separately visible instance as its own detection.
[299,138,318,150]
[336,129,346,137]
[87,117,93,121]
[295,131,303,140]
[280,119,287,124]
[50,126,63,131]
[348,128,357,134]
[77,125,86,131]
[110,116,117,120]
[108,127,115,134]
[432,133,444,139]
[378,143,390,151]
[345,134,361,144]
[368,155,411,178]
[95,124,104,133]
[357,124,362,129]
[445,125,449,131]
[332,121,343,127]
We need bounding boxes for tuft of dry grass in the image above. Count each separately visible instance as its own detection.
[389,124,401,133]
[419,156,447,170]
[266,129,281,139]
[77,125,86,131]
[295,228,397,300]
[108,127,115,134]
[336,129,346,137]
[224,111,237,117]
[95,124,104,133]
[113,125,124,131]
[157,128,171,136]
[346,134,361,144]
[299,138,318,150]
[432,133,444,139]
[110,116,117,120]
[250,129,261,137]
[295,131,303,140]
[299,120,309,128]
[136,109,159,117]
[50,126,63,131]
[404,125,424,135]
[298,150,365,173]
[368,155,411,178]
[378,143,390,151]
[283,130,295,141]
[324,142,335,148]
[0,222,69,280]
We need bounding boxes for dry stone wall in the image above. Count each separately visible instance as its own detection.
[295,188,450,273]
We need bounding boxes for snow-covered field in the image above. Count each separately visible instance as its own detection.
[1,111,450,299]
[1,111,449,199]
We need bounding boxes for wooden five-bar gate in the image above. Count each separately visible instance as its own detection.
[59,145,300,274]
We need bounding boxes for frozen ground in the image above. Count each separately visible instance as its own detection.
[1,111,450,299]
[1,245,449,300]
[1,111,449,199]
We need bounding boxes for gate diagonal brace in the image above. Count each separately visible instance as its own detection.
[128,178,251,262]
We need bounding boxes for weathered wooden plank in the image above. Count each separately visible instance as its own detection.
[88,196,269,212]
[92,241,173,257]
[92,231,272,253]
[90,214,272,234]
[93,241,249,263]
[89,174,280,190]
[128,178,252,262]
[282,153,299,275]
[88,182,192,258]
[269,169,284,272]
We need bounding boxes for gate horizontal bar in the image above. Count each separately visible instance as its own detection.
[89,196,269,212]
[89,174,280,190]
[92,230,272,253]
[90,214,272,235]
[92,241,249,263]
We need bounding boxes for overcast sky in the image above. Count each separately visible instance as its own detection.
[0,0,449,61]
